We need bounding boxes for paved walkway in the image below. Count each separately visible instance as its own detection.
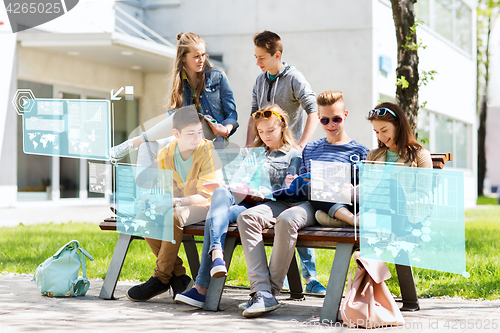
[1,274,499,333]
[0,205,110,227]
[2,206,500,332]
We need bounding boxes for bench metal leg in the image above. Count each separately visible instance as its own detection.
[183,235,200,279]
[395,264,420,311]
[287,251,304,300]
[320,242,355,323]
[99,232,134,300]
[204,236,238,311]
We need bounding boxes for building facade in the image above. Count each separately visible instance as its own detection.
[0,0,477,207]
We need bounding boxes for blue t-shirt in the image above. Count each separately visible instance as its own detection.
[299,138,370,184]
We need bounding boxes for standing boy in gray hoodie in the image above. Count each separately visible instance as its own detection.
[241,31,326,311]
[245,30,319,150]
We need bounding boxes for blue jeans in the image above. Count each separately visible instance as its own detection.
[297,247,317,279]
[194,187,249,288]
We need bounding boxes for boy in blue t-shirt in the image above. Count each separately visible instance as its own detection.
[290,90,369,226]
[236,90,368,318]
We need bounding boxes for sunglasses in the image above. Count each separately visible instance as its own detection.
[252,109,283,121]
[368,108,397,118]
[320,116,343,125]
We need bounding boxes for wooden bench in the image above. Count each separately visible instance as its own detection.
[99,153,452,322]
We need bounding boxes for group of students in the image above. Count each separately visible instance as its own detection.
[110,30,431,318]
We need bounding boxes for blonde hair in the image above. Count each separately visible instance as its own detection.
[317,90,344,107]
[251,105,296,150]
[168,32,211,110]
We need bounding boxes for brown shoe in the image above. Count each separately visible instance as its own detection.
[315,210,346,227]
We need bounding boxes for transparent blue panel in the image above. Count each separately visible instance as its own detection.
[88,162,111,194]
[116,164,174,243]
[310,160,352,204]
[216,147,273,200]
[22,99,110,160]
[358,163,466,275]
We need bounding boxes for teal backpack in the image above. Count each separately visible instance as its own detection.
[32,240,94,297]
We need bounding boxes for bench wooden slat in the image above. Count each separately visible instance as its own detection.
[100,220,359,244]
[430,153,453,169]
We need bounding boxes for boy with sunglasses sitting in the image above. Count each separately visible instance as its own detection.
[236,91,368,317]
[296,90,370,227]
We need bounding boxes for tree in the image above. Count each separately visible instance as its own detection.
[477,0,500,196]
[390,0,420,132]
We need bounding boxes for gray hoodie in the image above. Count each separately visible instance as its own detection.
[251,62,318,140]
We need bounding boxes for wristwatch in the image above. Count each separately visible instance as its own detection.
[174,198,182,207]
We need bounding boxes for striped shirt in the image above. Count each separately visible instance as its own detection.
[299,138,370,184]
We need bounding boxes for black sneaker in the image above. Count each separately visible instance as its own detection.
[170,274,192,299]
[126,276,171,302]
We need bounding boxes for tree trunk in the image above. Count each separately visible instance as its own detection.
[477,14,492,196]
[478,96,487,196]
[390,0,420,133]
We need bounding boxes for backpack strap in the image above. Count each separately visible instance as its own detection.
[78,247,94,261]
[53,240,80,258]
[69,249,91,296]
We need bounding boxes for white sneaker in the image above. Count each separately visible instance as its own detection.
[110,140,136,160]
[242,291,281,318]
[238,299,252,311]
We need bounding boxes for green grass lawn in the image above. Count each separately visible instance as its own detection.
[1,206,499,300]
[477,195,499,205]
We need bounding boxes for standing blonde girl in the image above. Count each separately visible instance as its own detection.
[111,32,238,161]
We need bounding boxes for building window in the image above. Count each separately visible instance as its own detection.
[416,109,431,150]
[17,80,53,201]
[454,120,470,169]
[414,0,430,25]
[417,110,471,169]
[454,1,472,52]
[415,0,472,54]
[435,113,455,157]
[434,0,454,42]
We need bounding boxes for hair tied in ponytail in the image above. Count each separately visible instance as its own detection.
[176,32,184,41]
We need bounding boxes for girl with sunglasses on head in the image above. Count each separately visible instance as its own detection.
[364,102,432,237]
[174,104,301,309]
[110,32,238,162]
[366,102,431,168]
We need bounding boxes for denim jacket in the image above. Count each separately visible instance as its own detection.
[266,146,301,191]
[168,67,239,138]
